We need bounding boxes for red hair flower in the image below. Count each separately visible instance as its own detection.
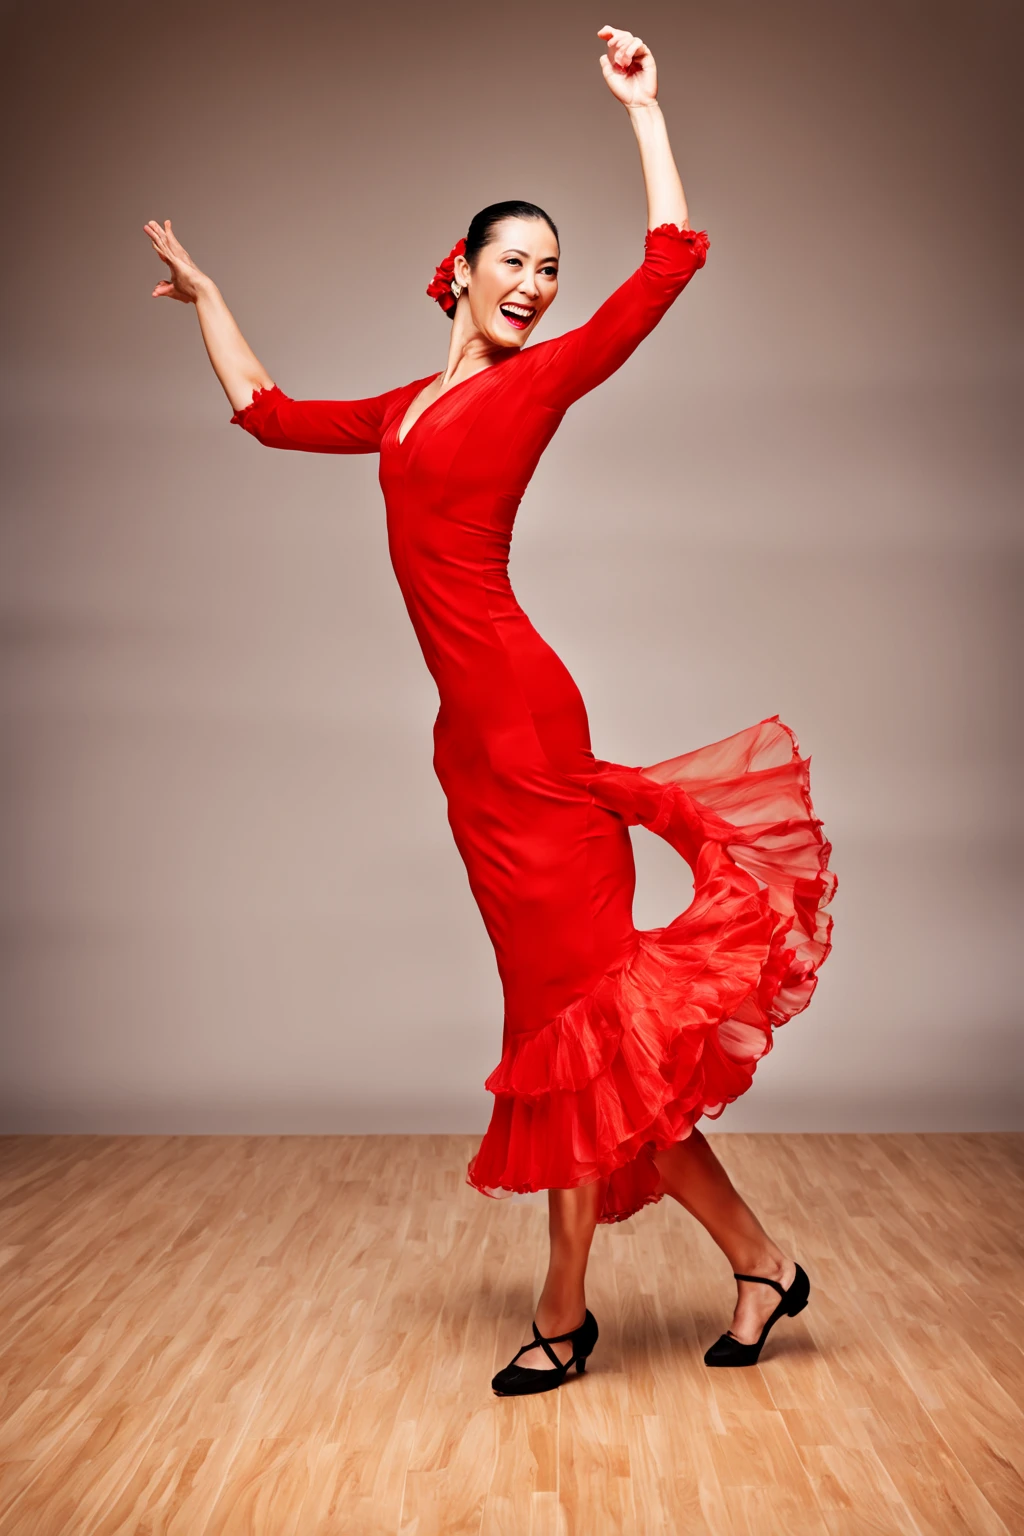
[426,237,467,316]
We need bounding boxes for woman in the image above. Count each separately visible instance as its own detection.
[144,24,836,1396]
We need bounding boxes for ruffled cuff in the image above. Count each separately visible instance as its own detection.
[644,223,710,267]
[229,382,286,427]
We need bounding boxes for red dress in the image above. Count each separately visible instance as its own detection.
[230,224,837,1224]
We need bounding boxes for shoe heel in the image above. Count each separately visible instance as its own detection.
[786,1264,810,1316]
[576,1356,587,1374]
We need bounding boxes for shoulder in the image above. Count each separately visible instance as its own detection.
[394,370,438,395]
[518,330,577,379]
[382,371,436,404]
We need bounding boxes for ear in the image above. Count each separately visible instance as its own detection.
[453,253,471,288]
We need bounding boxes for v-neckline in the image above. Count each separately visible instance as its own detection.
[395,360,509,448]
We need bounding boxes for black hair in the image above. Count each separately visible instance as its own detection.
[464,199,559,266]
[449,200,560,319]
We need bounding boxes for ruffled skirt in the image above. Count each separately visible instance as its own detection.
[465,715,837,1224]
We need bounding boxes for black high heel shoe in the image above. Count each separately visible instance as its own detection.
[491,1308,599,1396]
[703,1262,810,1367]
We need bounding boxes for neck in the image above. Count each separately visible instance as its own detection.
[440,302,513,386]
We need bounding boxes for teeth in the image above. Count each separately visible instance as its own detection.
[503,304,534,318]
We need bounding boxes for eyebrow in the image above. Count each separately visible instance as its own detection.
[502,248,559,261]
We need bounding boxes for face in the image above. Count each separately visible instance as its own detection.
[453,216,559,348]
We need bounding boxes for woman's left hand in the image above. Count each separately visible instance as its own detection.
[597,25,658,109]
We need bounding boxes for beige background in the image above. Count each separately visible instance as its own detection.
[1,0,1020,1133]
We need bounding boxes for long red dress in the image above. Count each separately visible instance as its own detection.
[230,223,837,1224]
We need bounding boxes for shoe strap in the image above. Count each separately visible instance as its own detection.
[530,1321,569,1371]
[733,1271,786,1296]
[516,1313,588,1371]
[532,1313,588,1346]
[508,1335,564,1371]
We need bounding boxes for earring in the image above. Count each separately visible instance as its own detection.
[451,279,464,299]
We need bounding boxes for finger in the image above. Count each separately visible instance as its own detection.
[156,228,182,257]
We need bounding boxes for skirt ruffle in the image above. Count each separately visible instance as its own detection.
[465,715,837,1224]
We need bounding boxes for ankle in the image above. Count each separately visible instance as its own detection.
[535,1300,587,1333]
[731,1244,789,1281]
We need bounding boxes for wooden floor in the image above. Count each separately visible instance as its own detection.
[0,1133,1021,1535]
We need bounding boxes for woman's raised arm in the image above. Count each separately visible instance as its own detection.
[530,27,708,414]
[597,24,689,231]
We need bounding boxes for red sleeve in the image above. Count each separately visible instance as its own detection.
[229,381,403,454]
[532,224,709,412]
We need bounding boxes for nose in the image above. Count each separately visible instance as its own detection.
[518,274,540,300]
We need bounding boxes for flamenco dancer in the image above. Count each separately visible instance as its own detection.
[144,24,836,1395]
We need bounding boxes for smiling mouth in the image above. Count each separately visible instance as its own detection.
[499,303,535,330]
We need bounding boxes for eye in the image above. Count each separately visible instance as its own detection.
[505,257,558,278]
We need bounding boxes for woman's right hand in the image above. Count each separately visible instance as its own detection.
[597,25,658,109]
[143,218,211,303]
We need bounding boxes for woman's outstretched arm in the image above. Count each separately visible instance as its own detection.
[143,217,273,413]
[143,216,402,453]
[597,24,689,231]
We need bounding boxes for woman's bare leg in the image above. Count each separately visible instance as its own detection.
[652,1128,797,1344]
[513,1180,601,1369]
